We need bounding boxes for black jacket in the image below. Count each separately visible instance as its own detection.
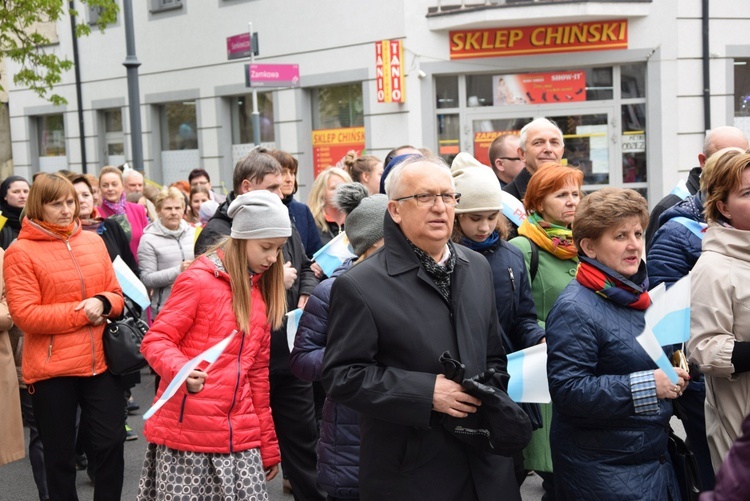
[322,213,519,501]
[502,166,533,202]
[193,190,318,373]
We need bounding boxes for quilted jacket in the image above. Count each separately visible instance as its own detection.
[3,218,124,384]
[140,253,280,467]
[546,279,680,500]
[137,219,195,317]
[647,192,705,289]
[290,260,359,499]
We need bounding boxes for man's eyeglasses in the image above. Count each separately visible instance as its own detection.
[394,193,461,207]
[499,157,522,161]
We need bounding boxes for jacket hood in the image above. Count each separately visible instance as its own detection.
[658,192,704,227]
[703,225,750,261]
[213,192,235,223]
[18,217,82,242]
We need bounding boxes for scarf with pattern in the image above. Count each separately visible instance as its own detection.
[518,212,577,260]
[576,255,651,310]
[408,239,457,304]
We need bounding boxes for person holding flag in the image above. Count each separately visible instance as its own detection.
[545,188,689,500]
[136,190,289,500]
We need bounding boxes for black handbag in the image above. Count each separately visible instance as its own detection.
[668,427,701,501]
[103,297,149,376]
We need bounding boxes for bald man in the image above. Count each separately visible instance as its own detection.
[645,126,748,249]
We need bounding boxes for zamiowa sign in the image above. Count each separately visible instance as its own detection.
[450,20,627,60]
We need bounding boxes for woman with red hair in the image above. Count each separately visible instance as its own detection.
[508,163,583,496]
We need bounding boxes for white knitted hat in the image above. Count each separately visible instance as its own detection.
[450,153,503,214]
[228,191,291,239]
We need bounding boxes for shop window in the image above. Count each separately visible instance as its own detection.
[437,113,460,165]
[37,114,68,172]
[161,102,198,151]
[102,108,125,166]
[233,93,274,145]
[160,102,199,184]
[621,64,646,99]
[436,75,459,109]
[735,58,750,116]
[550,113,609,185]
[621,104,647,184]
[38,114,66,157]
[312,83,363,129]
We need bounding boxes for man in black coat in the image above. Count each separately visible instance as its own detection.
[196,148,324,500]
[322,157,520,501]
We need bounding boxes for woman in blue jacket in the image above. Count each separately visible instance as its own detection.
[290,183,388,500]
[546,188,690,500]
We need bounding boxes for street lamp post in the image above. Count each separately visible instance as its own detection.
[123,0,144,172]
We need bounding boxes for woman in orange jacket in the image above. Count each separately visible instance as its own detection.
[137,190,287,500]
[4,173,125,501]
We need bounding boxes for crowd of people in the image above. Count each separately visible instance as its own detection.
[1,120,750,500]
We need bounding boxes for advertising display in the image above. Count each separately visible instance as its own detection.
[473,131,519,166]
[312,127,366,177]
[375,40,405,103]
[492,71,586,105]
[450,19,628,60]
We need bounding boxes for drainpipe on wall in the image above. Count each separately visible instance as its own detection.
[69,1,87,173]
[702,0,711,131]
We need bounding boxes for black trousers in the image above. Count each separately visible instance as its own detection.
[31,372,125,501]
[270,372,326,501]
[20,389,49,500]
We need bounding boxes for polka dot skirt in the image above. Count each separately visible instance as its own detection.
[136,442,269,500]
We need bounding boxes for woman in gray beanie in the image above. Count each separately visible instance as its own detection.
[450,156,547,487]
[289,182,387,500]
[137,190,289,500]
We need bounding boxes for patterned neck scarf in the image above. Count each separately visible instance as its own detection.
[460,230,500,254]
[518,212,577,260]
[102,192,127,216]
[32,219,77,240]
[576,255,651,310]
[408,239,457,304]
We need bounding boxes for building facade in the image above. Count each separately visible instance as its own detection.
[5,0,750,204]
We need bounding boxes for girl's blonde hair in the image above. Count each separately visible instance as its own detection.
[307,167,352,235]
[215,236,287,332]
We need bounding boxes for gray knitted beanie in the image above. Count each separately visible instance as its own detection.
[228,190,291,240]
[450,152,503,214]
[334,183,388,256]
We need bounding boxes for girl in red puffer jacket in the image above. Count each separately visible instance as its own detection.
[137,190,290,500]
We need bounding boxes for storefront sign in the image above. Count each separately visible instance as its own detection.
[227,33,252,60]
[245,64,300,88]
[376,40,405,103]
[312,127,366,177]
[473,131,519,166]
[493,71,586,105]
[622,133,646,153]
[450,19,628,60]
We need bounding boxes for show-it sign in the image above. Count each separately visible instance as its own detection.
[245,64,300,88]
[450,19,627,59]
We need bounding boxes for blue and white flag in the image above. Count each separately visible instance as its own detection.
[635,275,692,384]
[669,179,691,201]
[313,232,356,277]
[506,344,550,403]
[646,274,691,347]
[502,191,527,227]
[112,255,150,310]
[143,330,237,420]
[286,308,303,352]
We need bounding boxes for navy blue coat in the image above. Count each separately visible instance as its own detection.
[284,195,323,257]
[290,260,359,499]
[479,239,544,351]
[647,193,705,289]
[546,280,681,500]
